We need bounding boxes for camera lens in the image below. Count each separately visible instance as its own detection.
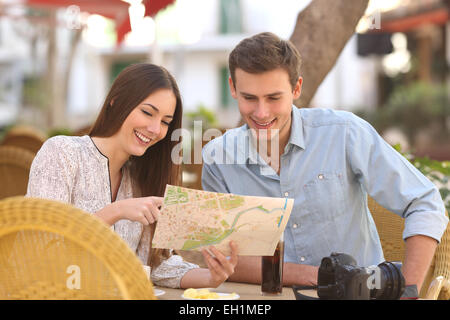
[370,261,405,299]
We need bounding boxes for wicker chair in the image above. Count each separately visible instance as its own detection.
[368,196,450,300]
[0,197,156,300]
[0,146,36,200]
[1,126,46,154]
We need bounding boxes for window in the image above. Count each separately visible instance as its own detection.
[219,0,242,34]
[110,60,140,85]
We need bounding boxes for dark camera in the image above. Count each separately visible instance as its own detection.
[317,252,405,300]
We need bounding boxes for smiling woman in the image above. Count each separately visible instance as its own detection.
[108,88,176,157]
[26,63,239,289]
[89,63,183,213]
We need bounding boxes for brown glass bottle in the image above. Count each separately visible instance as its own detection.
[261,238,284,295]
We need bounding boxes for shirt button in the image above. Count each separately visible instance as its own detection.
[318,174,324,180]
[284,192,289,197]
[292,223,298,229]
[300,257,305,262]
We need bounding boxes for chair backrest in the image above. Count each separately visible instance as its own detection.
[181,142,207,190]
[181,129,227,190]
[368,196,450,299]
[367,196,405,262]
[431,214,450,300]
[0,146,36,200]
[1,126,46,154]
[0,197,156,300]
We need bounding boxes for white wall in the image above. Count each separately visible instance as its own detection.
[242,0,310,38]
[0,0,382,130]
[155,0,311,43]
[67,43,107,118]
[170,51,221,111]
[0,18,28,126]
[311,35,379,111]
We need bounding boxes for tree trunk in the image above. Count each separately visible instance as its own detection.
[290,0,369,108]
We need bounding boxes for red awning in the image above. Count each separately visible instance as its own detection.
[117,0,176,44]
[379,7,449,33]
[25,0,175,45]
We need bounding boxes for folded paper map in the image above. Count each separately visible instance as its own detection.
[152,185,294,256]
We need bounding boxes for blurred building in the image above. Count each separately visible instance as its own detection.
[95,0,386,129]
[375,0,450,159]
[377,0,449,102]
[0,13,27,127]
[88,0,312,130]
[0,0,391,130]
[0,0,448,135]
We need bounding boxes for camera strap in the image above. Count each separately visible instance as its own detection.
[291,285,320,300]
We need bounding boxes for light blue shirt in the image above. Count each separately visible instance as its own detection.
[201,106,448,267]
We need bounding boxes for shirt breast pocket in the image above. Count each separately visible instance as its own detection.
[303,172,346,224]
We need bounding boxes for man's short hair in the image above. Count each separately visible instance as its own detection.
[228,32,302,89]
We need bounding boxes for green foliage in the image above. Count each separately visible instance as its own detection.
[22,76,48,110]
[356,81,449,145]
[385,82,449,142]
[47,128,72,137]
[0,124,14,142]
[393,144,450,212]
[184,105,219,129]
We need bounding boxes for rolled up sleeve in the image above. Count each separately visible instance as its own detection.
[346,114,448,243]
[151,253,199,288]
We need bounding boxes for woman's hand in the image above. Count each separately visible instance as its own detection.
[114,196,163,225]
[201,241,239,288]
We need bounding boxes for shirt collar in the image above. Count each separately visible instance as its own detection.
[229,125,264,165]
[287,105,305,150]
[238,105,305,164]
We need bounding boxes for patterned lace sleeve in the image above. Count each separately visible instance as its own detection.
[151,253,199,288]
[26,136,77,203]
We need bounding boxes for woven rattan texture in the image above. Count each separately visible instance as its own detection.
[368,197,450,299]
[433,211,450,299]
[0,197,156,300]
[368,197,405,262]
[0,146,36,200]
[1,127,45,155]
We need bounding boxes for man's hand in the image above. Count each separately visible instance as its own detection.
[180,242,239,289]
[202,242,239,288]
[228,255,319,286]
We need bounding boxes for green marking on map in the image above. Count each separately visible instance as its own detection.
[180,205,283,250]
[182,228,235,250]
[219,195,245,211]
[200,199,219,210]
[255,205,270,213]
[176,187,189,203]
[221,219,230,228]
[164,187,179,205]
[154,185,294,255]
[164,186,189,205]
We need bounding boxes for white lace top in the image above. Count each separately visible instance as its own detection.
[26,135,198,288]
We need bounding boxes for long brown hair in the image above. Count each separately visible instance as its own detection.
[89,63,182,267]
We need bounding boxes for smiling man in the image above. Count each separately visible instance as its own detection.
[201,32,448,294]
